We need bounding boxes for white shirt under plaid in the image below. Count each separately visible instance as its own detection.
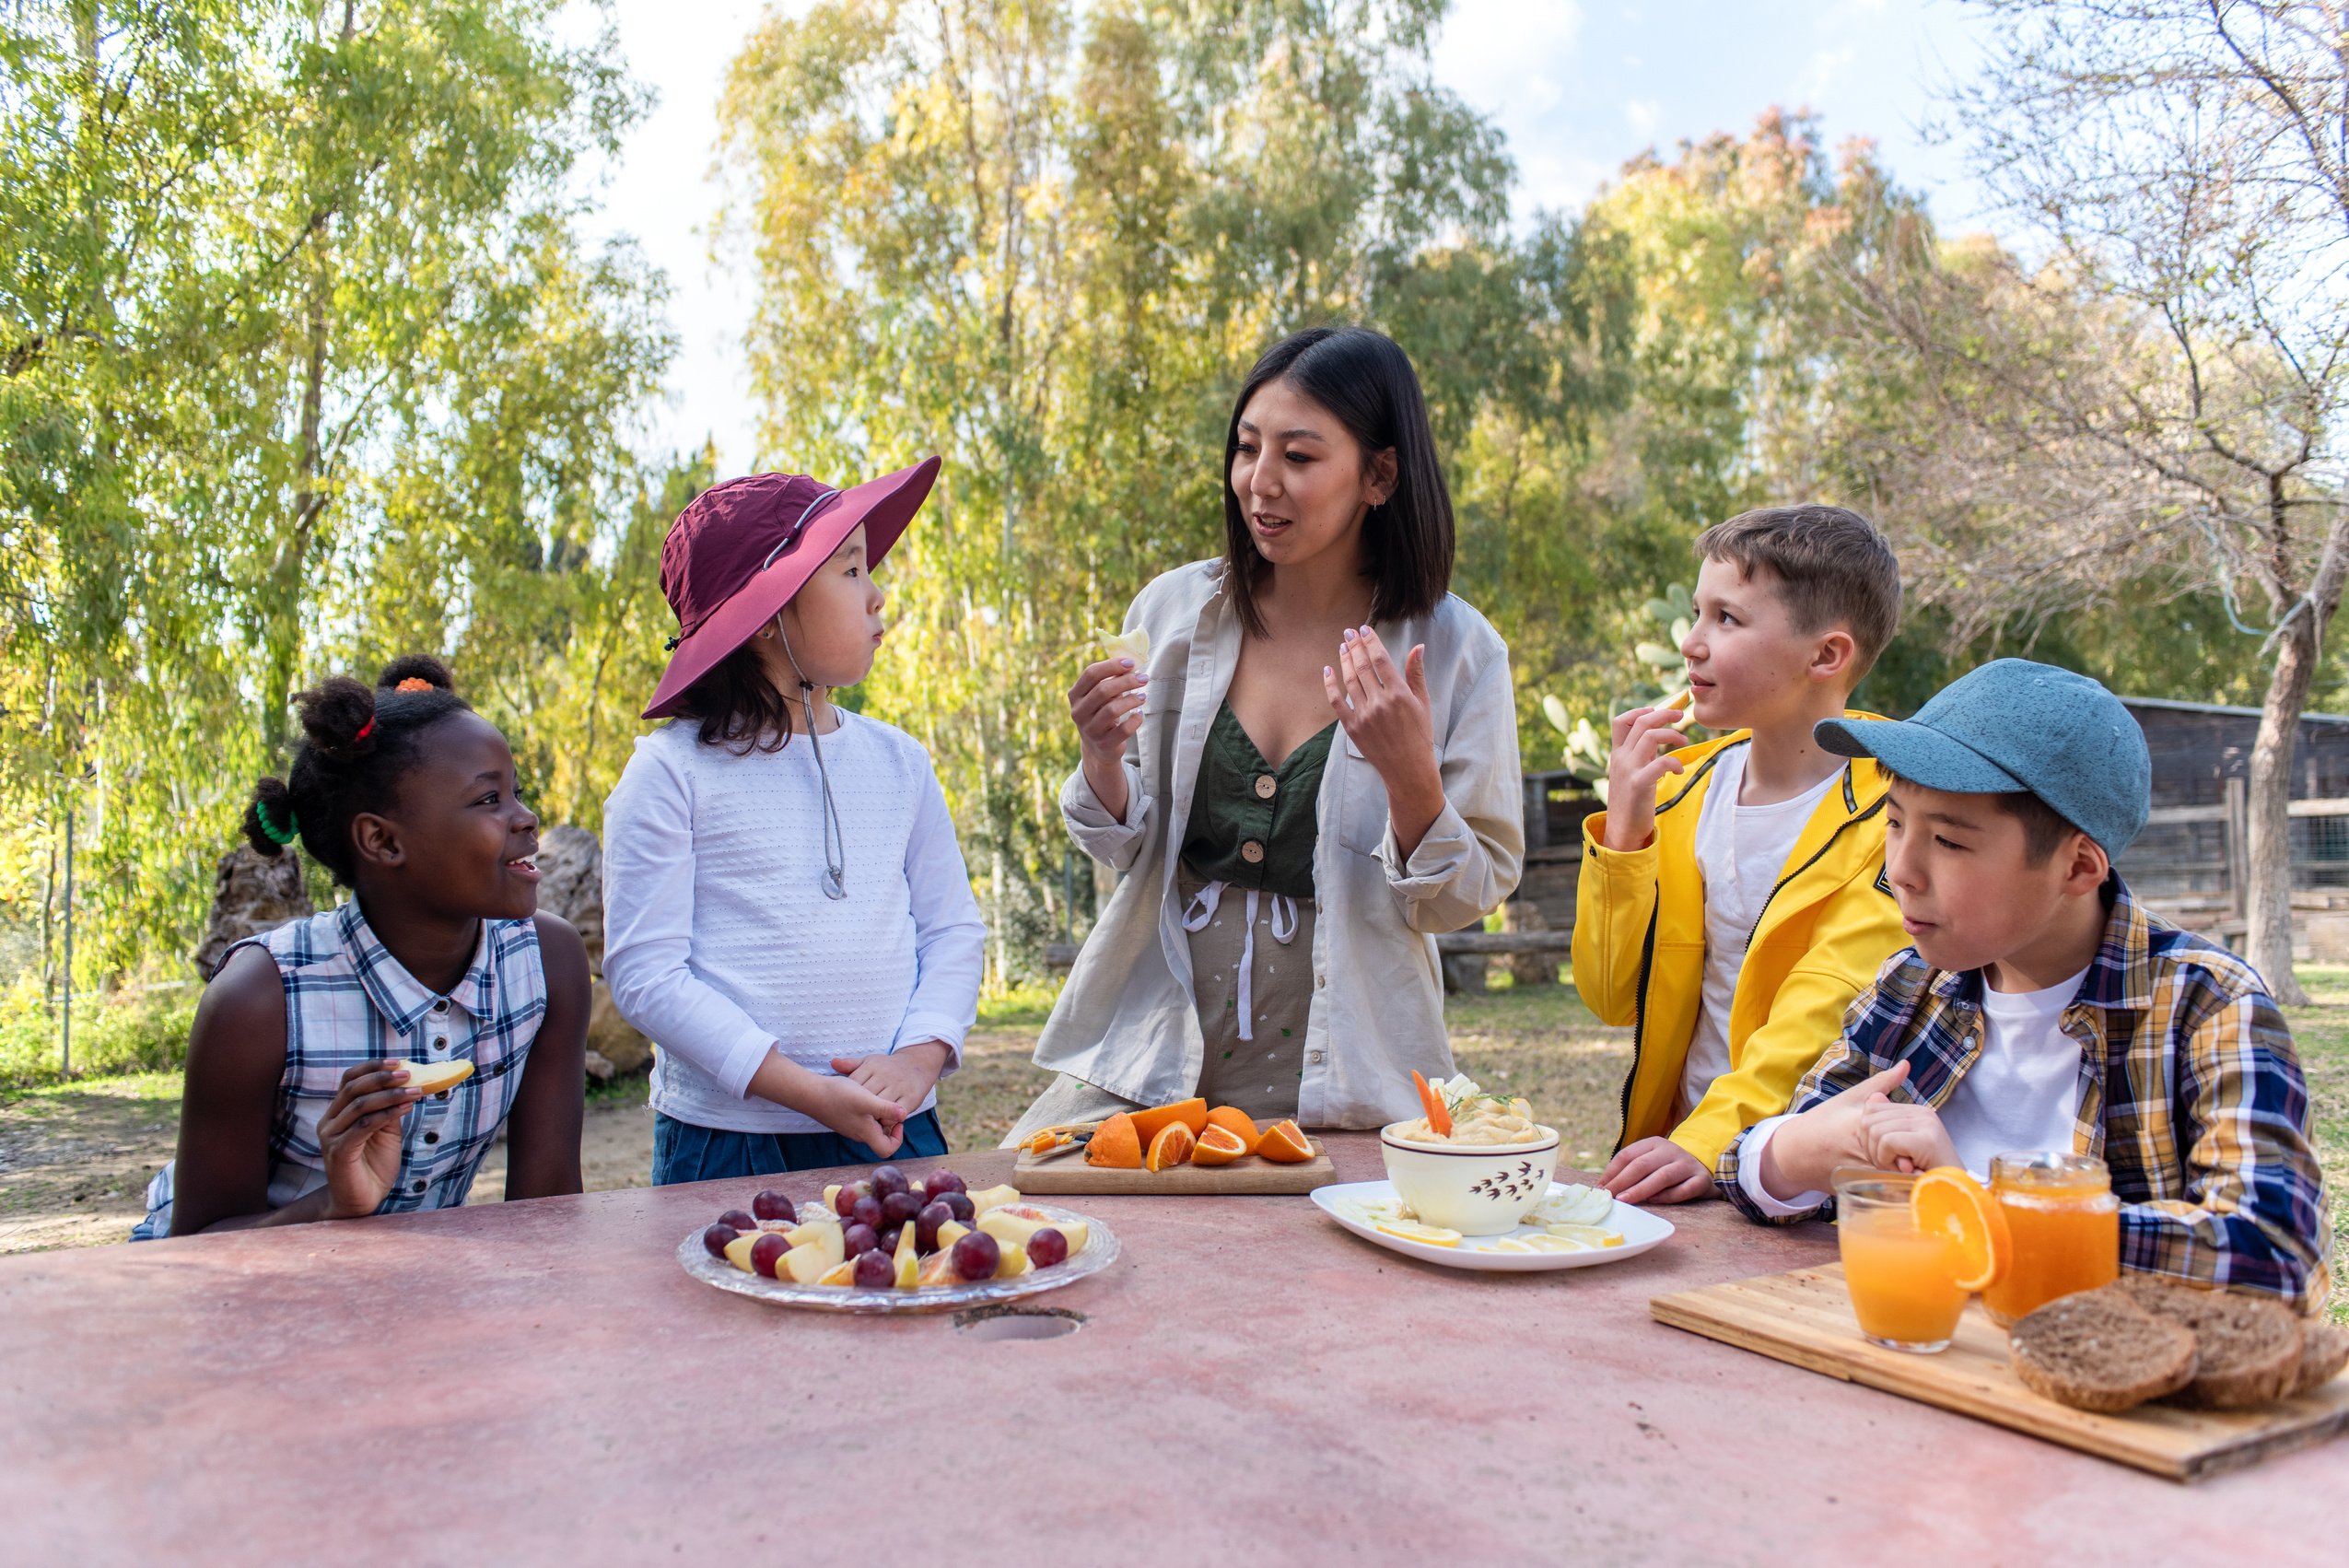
[133,902,547,1239]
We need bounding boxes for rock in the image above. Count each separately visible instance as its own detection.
[582,1049,617,1084]
[191,845,316,979]
[586,977,653,1075]
[534,825,605,973]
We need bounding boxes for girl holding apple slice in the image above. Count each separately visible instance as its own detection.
[602,462,987,1185]
[1012,327,1525,1140]
[134,657,590,1238]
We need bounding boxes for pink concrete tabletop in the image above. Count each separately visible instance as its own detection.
[1,1132,2339,1566]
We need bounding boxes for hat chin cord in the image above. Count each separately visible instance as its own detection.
[774,617,848,901]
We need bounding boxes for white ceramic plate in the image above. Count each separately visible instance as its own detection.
[1310,1179,1675,1272]
[676,1201,1120,1314]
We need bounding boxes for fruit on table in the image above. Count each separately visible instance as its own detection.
[935,1220,972,1256]
[968,1183,1021,1215]
[785,1246,837,1284]
[1374,1219,1463,1247]
[723,1233,761,1272]
[750,1232,792,1279]
[833,1180,873,1219]
[786,1222,846,1268]
[1256,1119,1314,1164]
[916,1247,961,1287]
[872,1164,910,1200]
[717,1209,758,1233]
[752,1189,797,1223]
[1204,1106,1261,1154]
[915,1199,952,1253]
[1145,1121,1194,1172]
[1130,1097,1209,1143]
[1085,1112,1144,1169]
[1027,1227,1069,1269]
[1190,1124,1249,1166]
[850,1193,885,1232]
[937,1190,976,1223]
[851,1249,896,1289]
[815,1259,857,1287]
[923,1169,968,1197]
[702,1223,741,1258]
[823,1184,843,1213]
[977,1204,1089,1257]
[894,1222,919,1288]
[880,1190,923,1228]
[842,1223,880,1258]
[993,1241,1032,1279]
[877,1224,903,1257]
[1911,1166,2011,1292]
[951,1230,1001,1282]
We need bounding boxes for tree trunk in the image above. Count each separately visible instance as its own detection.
[2245,616,2316,1004]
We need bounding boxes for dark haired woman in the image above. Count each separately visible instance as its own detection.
[1009,327,1524,1140]
[601,462,987,1185]
[133,658,590,1238]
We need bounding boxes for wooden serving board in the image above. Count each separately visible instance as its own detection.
[1650,1263,2349,1481]
[1012,1141,1335,1195]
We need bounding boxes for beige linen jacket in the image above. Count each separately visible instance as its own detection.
[1036,559,1525,1128]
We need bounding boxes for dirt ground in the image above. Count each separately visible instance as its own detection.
[0,989,1624,1256]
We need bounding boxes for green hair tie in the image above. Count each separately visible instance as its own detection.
[257,798,299,847]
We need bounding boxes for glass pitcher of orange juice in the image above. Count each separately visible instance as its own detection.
[1981,1151,2119,1326]
[1833,1170,1968,1352]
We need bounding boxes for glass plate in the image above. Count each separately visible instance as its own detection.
[675,1201,1121,1315]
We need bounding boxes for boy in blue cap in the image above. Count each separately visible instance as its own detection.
[1717,660,2331,1309]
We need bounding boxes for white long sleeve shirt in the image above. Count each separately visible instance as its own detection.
[602,713,986,1135]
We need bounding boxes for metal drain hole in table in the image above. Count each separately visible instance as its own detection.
[954,1306,1085,1340]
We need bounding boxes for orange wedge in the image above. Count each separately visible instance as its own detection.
[1145,1121,1195,1172]
[1085,1111,1143,1169]
[1257,1119,1314,1164]
[1130,1097,1208,1143]
[1410,1070,1452,1137]
[1190,1123,1249,1166]
[1205,1105,1261,1154]
[1911,1166,2011,1292]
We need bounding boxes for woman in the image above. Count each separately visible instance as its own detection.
[1010,326,1524,1137]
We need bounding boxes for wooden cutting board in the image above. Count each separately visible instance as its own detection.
[1011,1141,1335,1195]
[1649,1262,2349,1481]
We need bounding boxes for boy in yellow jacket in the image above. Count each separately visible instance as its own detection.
[1573,505,1909,1203]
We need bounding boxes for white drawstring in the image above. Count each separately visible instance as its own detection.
[1183,880,1299,1041]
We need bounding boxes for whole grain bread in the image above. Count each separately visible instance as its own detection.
[2291,1321,2349,1398]
[2115,1274,2304,1409]
[2008,1287,2198,1412]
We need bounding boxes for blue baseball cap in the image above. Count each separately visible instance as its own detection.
[1814,659,2150,858]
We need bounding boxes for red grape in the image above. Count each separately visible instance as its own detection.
[842,1223,880,1258]
[833,1179,873,1219]
[923,1169,967,1197]
[717,1209,757,1233]
[749,1233,790,1279]
[1026,1227,1069,1268]
[880,1190,922,1227]
[702,1223,740,1257]
[850,1194,885,1231]
[939,1190,975,1223]
[851,1249,895,1288]
[877,1223,904,1256]
[871,1164,909,1199]
[951,1230,1000,1282]
[915,1200,952,1254]
[751,1189,796,1223]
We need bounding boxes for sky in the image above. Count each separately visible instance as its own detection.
[575,0,1994,476]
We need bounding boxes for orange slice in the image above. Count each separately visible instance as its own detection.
[1257,1119,1314,1164]
[1085,1111,1143,1169]
[1205,1105,1261,1155]
[1410,1069,1452,1137]
[1130,1097,1208,1143]
[1911,1166,2011,1292]
[1145,1121,1194,1172]
[1190,1123,1249,1166]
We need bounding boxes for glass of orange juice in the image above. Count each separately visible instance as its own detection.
[1834,1170,1966,1352]
[1981,1152,2119,1326]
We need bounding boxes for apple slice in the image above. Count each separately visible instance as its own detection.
[399,1058,473,1094]
[786,1221,845,1268]
[1103,628,1150,665]
[893,1218,919,1288]
[783,1246,834,1284]
[993,1241,1032,1280]
[722,1233,760,1274]
[934,1219,971,1256]
[968,1183,1023,1216]
[822,1184,843,1213]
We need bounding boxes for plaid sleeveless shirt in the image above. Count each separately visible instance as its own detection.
[133,902,547,1239]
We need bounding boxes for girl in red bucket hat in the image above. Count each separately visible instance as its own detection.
[601,458,987,1184]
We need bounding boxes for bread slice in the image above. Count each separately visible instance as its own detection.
[2116,1274,2304,1409]
[400,1058,474,1094]
[2290,1321,2349,1398]
[2008,1287,2197,1412]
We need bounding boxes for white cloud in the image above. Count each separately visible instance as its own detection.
[1624,98,1660,140]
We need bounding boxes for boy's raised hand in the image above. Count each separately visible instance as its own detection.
[1601,706,1690,851]
[1756,1059,1911,1201]
[1599,1135,1715,1204]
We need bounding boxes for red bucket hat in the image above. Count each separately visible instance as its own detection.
[641,457,941,720]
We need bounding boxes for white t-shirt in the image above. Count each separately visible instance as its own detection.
[1736,966,2091,1215]
[1677,746,1841,1119]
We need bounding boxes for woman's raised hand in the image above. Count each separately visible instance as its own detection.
[314,1060,425,1220]
[1069,655,1147,820]
[1324,626,1445,856]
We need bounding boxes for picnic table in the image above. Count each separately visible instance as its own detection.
[1,1133,2337,1565]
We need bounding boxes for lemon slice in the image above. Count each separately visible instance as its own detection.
[1484,1237,1538,1254]
[1544,1223,1626,1248]
[1374,1220,1464,1248]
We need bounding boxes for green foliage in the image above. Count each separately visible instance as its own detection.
[0,977,198,1090]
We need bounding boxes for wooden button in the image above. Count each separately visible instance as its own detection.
[1254,774,1277,800]
[1240,839,1266,864]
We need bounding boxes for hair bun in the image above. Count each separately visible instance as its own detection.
[242,777,298,858]
[291,675,380,760]
[376,654,454,694]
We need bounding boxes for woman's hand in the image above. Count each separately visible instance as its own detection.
[1324,626,1444,856]
[314,1060,426,1220]
[1069,656,1148,820]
